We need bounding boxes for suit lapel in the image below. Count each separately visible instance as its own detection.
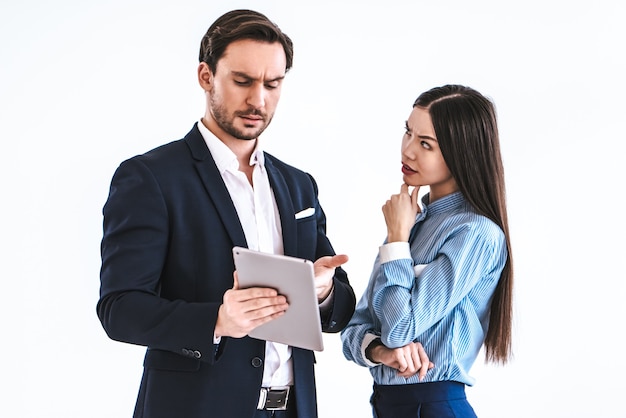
[185,125,248,249]
[265,156,298,257]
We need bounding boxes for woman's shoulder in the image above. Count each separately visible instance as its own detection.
[447,207,505,244]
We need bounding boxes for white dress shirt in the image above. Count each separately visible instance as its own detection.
[197,120,293,387]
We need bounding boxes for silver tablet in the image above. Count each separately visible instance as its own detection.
[232,246,324,351]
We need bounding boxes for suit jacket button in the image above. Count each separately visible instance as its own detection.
[193,350,201,359]
[182,348,190,356]
[251,357,263,368]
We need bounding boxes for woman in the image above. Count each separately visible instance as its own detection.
[341,84,513,418]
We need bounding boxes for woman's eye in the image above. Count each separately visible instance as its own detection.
[421,141,431,149]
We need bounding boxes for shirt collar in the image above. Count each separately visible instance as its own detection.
[419,191,466,219]
[197,119,265,174]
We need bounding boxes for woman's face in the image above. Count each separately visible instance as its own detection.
[401,107,458,201]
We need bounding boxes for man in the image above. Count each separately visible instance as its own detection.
[97,9,356,418]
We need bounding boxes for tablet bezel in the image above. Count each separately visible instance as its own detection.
[232,246,324,351]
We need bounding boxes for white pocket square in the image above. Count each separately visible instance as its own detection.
[295,207,315,219]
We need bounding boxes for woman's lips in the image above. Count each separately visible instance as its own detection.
[402,164,416,175]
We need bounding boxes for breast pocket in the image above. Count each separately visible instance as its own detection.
[295,214,317,257]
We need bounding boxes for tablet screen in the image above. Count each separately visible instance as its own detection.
[232,247,324,351]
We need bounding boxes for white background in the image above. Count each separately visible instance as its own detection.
[1,0,625,417]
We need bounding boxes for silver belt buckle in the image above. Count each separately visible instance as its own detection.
[257,386,290,411]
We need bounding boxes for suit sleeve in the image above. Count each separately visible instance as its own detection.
[97,158,219,363]
[308,175,356,333]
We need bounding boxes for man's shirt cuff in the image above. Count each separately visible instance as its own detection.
[319,285,335,312]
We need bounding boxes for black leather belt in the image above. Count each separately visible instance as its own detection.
[257,386,291,411]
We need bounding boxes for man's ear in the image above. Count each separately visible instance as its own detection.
[198,62,213,91]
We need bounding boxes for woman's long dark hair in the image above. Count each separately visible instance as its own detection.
[415,85,513,364]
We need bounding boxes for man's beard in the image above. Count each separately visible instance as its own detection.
[210,97,271,141]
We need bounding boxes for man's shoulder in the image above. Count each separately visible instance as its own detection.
[140,138,187,159]
[264,152,318,192]
[264,152,308,176]
[125,125,201,165]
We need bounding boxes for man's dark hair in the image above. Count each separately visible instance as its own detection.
[199,9,294,74]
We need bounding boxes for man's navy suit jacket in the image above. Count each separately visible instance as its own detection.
[97,124,356,418]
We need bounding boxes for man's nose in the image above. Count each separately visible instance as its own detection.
[246,83,266,109]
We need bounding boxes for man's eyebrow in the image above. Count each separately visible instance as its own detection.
[231,71,285,83]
